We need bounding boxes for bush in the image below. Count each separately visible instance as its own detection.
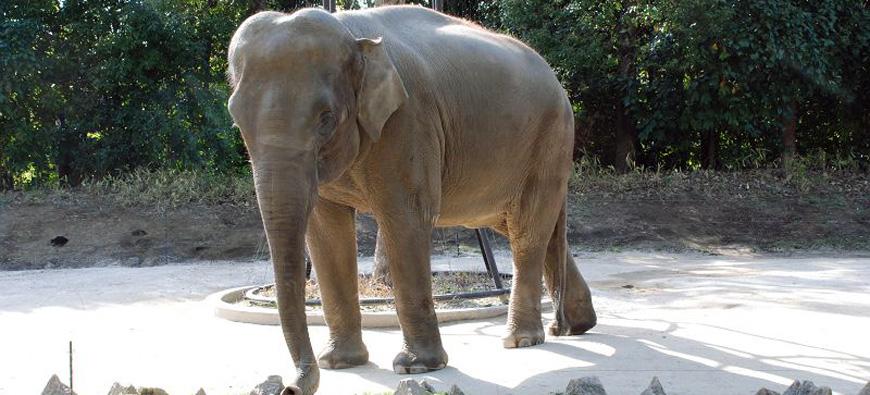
[502,0,870,171]
[1,0,867,190]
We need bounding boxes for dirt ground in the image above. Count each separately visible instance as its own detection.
[1,170,868,270]
[2,253,868,395]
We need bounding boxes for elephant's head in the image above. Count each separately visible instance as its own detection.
[226,8,407,395]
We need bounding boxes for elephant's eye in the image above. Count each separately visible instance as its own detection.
[317,110,336,135]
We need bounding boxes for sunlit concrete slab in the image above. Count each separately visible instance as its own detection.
[1,252,868,394]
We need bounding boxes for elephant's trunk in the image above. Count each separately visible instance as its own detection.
[251,154,320,394]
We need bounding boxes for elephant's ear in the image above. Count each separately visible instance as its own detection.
[356,37,408,142]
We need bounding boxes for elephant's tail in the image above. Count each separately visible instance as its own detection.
[543,199,570,329]
[543,197,598,336]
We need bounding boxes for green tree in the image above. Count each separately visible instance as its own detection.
[502,0,870,170]
[503,0,656,172]
[0,1,61,188]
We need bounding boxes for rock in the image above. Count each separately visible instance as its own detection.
[812,387,832,395]
[251,375,284,395]
[50,236,69,247]
[447,384,465,395]
[640,377,666,395]
[565,376,607,395]
[858,382,870,395]
[41,375,75,395]
[107,383,138,395]
[139,388,169,395]
[420,380,436,393]
[394,379,431,395]
[755,388,781,395]
[194,388,207,395]
[783,380,832,395]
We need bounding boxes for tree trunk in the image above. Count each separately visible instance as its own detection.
[56,113,83,186]
[0,165,12,190]
[205,0,216,66]
[200,0,216,135]
[280,0,303,11]
[248,0,266,15]
[782,101,798,166]
[613,100,635,173]
[613,2,638,173]
[370,227,392,286]
[701,130,718,169]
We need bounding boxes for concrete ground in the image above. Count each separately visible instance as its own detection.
[1,252,869,395]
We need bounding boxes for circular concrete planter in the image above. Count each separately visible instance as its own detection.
[209,285,552,328]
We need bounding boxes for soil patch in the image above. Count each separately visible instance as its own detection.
[246,272,512,311]
[2,169,868,270]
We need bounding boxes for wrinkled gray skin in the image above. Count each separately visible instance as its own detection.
[227,6,596,394]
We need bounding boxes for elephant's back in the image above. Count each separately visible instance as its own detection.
[341,5,569,134]
[336,6,562,100]
[338,6,574,227]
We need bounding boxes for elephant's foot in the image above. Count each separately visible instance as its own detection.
[503,314,545,348]
[283,364,319,395]
[502,326,545,348]
[548,313,597,336]
[392,345,448,374]
[317,337,369,369]
[281,386,302,395]
[548,298,597,336]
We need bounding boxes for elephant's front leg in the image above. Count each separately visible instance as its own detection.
[306,198,369,369]
[378,215,448,374]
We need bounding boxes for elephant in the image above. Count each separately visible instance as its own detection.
[226,5,597,394]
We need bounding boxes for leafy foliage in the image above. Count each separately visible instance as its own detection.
[1,0,868,189]
[502,0,870,171]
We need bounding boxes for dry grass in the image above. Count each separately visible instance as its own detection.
[1,168,257,212]
[2,152,865,211]
[252,272,513,312]
[256,272,510,301]
[569,153,869,202]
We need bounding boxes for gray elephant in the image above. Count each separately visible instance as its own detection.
[227,5,597,394]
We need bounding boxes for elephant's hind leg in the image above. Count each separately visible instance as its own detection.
[543,200,597,336]
[502,176,565,348]
[306,198,369,369]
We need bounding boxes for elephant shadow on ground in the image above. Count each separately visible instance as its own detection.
[347,315,869,394]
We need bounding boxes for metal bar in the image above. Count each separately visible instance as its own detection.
[305,256,312,280]
[475,228,503,289]
[68,341,73,393]
[432,0,444,12]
